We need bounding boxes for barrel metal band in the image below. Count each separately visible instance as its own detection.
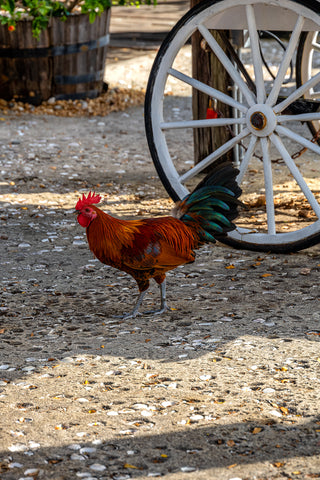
[54,70,103,85]
[0,34,109,58]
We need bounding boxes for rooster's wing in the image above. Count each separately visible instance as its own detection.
[121,217,196,271]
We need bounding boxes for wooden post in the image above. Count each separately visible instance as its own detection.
[191,0,233,167]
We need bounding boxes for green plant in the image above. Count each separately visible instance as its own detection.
[0,0,157,38]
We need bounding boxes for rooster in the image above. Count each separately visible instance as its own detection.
[75,160,242,318]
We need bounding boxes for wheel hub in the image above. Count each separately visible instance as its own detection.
[250,112,266,130]
[246,104,277,137]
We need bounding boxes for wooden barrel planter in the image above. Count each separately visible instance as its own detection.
[0,9,111,104]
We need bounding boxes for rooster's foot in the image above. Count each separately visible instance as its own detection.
[143,303,169,316]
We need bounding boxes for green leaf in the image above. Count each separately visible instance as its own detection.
[0,0,159,38]
[89,10,96,23]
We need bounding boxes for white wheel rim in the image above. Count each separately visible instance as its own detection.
[147,0,320,247]
[298,30,320,136]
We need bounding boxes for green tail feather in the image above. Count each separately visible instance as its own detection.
[199,230,217,243]
[188,198,230,212]
[202,221,225,234]
[197,211,233,227]
[181,214,196,223]
[186,185,236,204]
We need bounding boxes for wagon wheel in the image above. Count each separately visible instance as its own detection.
[145,0,320,253]
[296,30,320,141]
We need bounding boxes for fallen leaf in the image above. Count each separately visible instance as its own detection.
[124,463,139,469]
[54,424,65,430]
[252,427,263,434]
[249,195,265,207]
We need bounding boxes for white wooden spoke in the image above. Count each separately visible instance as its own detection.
[179,128,250,183]
[307,92,320,99]
[168,68,248,113]
[274,70,320,113]
[278,113,320,123]
[197,24,256,107]
[160,117,246,130]
[260,137,276,235]
[236,135,258,184]
[267,15,304,107]
[311,36,320,50]
[276,124,320,155]
[245,4,265,103]
[271,133,320,218]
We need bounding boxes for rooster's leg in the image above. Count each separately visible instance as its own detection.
[114,290,146,319]
[159,280,168,313]
[144,279,169,315]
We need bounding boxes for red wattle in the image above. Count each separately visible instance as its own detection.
[77,214,91,228]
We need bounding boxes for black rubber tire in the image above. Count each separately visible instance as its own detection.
[219,230,320,253]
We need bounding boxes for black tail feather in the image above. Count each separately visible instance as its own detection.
[192,159,242,199]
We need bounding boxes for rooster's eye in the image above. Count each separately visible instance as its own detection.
[85,208,90,212]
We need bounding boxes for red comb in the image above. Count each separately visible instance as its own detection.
[75,191,102,210]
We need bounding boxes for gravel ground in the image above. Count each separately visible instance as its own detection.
[1,45,320,480]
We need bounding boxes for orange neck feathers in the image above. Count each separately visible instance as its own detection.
[86,207,143,264]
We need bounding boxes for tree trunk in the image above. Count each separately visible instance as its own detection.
[191,0,233,167]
